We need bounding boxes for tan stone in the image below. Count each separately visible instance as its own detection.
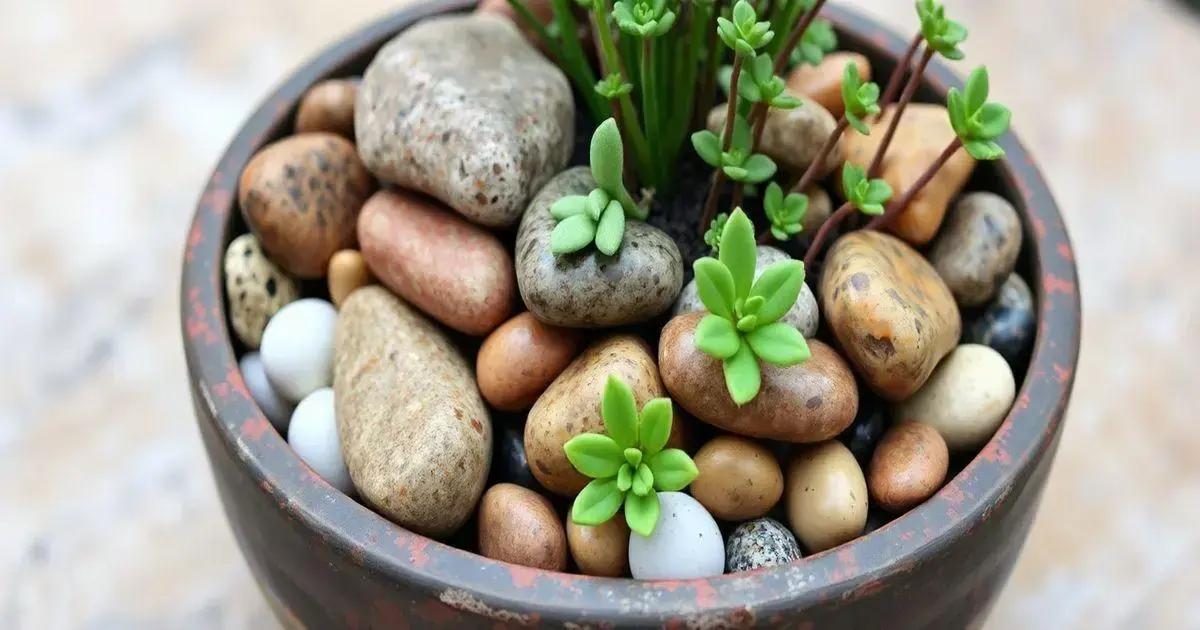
[867,421,949,512]
[786,52,871,118]
[477,483,567,571]
[326,249,373,307]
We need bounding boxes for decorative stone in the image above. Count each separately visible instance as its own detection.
[707,99,840,176]
[820,230,961,401]
[516,167,683,327]
[358,189,515,336]
[628,492,724,579]
[785,441,868,553]
[327,249,373,308]
[660,314,857,442]
[477,483,567,571]
[334,287,491,538]
[929,192,1024,307]
[673,245,819,337]
[356,13,574,228]
[524,334,683,496]
[260,298,338,402]
[477,312,582,411]
[690,436,784,521]
[893,344,1016,453]
[295,78,358,138]
[224,233,299,348]
[490,424,540,490]
[867,420,949,512]
[801,185,834,236]
[567,517,630,577]
[840,104,976,245]
[964,273,1035,365]
[786,52,871,118]
[726,517,802,573]
[239,352,294,432]
[838,390,889,465]
[238,133,375,277]
[287,387,353,494]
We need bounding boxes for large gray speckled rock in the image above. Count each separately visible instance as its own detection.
[355,13,574,228]
[725,517,802,572]
[516,167,684,328]
[673,245,819,337]
[928,192,1023,307]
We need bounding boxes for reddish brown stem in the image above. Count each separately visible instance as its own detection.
[757,229,773,245]
[789,116,848,195]
[744,0,828,135]
[803,201,855,269]
[700,56,746,236]
[874,32,922,122]
[867,137,962,231]
[867,46,934,178]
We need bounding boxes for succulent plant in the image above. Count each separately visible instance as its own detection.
[550,118,644,256]
[762,182,808,242]
[947,66,1011,160]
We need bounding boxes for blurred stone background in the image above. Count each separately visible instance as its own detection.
[2,0,1198,627]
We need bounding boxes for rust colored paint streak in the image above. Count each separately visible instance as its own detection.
[978,423,1013,465]
[1044,274,1075,296]
[1052,363,1073,383]
[693,579,719,608]
[186,287,218,345]
[1031,216,1046,239]
[225,366,251,400]
[1057,242,1073,261]
[400,535,431,569]
[507,564,539,589]
[186,224,203,263]
[241,416,271,441]
[829,548,861,582]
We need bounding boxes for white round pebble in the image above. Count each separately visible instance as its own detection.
[260,298,337,402]
[287,388,353,494]
[239,352,294,431]
[628,492,725,580]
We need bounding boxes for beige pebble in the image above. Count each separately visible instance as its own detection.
[566,517,629,577]
[327,249,373,307]
[785,441,868,553]
[477,483,567,571]
[690,436,784,521]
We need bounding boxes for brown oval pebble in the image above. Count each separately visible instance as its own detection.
[786,52,871,118]
[566,517,629,577]
[358,189,516,336]
[295,78,358,139]
[477,483,567,570]
[691,436,784,521]
[477,312,582,412]
[868,421,949,513]
[238,132,375,278]
[785,441,868,553]
[327,249,373,307]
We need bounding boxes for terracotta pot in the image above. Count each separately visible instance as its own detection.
[181,1,1080,626]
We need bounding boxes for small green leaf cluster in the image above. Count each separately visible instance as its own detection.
[841,63,881,135]
[791,18,837,66]
[551,118,645,256]
[841,162,893,216]
[916,0,967,60]
[704,212,729,254]
[691,117,778,184]
[564,376,699,537]
[613,0,676,38]
[718,0,775,57]
[738,54,803,110]
[692,209,811,405]
[947,67,1011,160]
[595,72,634,99]
[763,183,808,241]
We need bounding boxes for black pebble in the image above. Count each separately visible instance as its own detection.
[964,273,1035,366]
[839,390,889,465]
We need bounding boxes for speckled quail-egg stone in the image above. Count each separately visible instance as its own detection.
[628,492,725,579]
[224,234,298,349]
[726,517,803,573]
[287,387,353,493]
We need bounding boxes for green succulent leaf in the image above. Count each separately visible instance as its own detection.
[736,313,759,332]
[632,463,654,496]
[692,130,722,167]
[564,433,625,479]
[590,118,625,194]
[601,375,639,448]
[595,199,626,256]
[976,102,1012,138]
[723,165,749,180]
[864,179,894,205]
[763,183,808,239]
[616,463,633,492]
[771,93,803,110]
[740,154,777,183]
[571,478,625,526]
[703,213,729,254]
[647,448,699,492]
[736,70,764,103]
[638,398,673,456]
[842,62,881,135]
[841,161,866,200]
[723,342,762,405]
[551,195,589,220]
[719,209,757,299]
[964,139,1005,160]
[792,18,837,66]
[946,67,1010,159]
[624,489,660,536]
[718,1,774,56]
[586,188,611,221]
[693,257,737,319]
[745,322,811,366]
[748,260,805,324]
[696,313,742,359]
[730,114,753,152]
[613,0,676,38]
[917,0,967,60]
[550,213,597,254]
[595,73,634,99]
[624,447,643,468]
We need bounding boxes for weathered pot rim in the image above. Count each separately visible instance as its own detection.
[181,0,1080,622]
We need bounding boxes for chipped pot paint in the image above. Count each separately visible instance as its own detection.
[181,1,1080,627]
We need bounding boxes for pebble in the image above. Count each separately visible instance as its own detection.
[477,312,582,411]
[840,104,976,245]
[929,192,1024,307]
[690,436,784,521]
[358,189,515,336]
[893,344,1016,453]
[356,13,574,228]
[628,492,725,579]
[707,99,840,176]
[785,52,872,118]
[820,230,961,401]
[673,245,819,338]
[334,286,492,538]
[490,425,541,490]
[567,517,630,577]
[801,185,833,236]
[785,441,868,553]
[477,483,567,571]
[260,298,338,402]
[516,167,683,327]
[867,421,949,512]
[224,233,299,348]
[725,517,802,573]
[838,391,889,465]
[660,314,858,443]
[287,388,353,494]
[326,249,373,308]
[964,273,1035,365]
[238,133,375,277]
[239,352,294,432]
[295,78,358,138]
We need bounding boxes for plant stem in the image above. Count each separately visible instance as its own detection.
[744,0,827,136]
[802,201,854,268]
[875,32,922,121]
[866,46,934,178]
[590,4,654,184]
[866,137,962,231]
[700,54,746,236]
[757,228,774,245]
[641,38,662,180]
[789,116,847,195]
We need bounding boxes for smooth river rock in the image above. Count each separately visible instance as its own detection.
[358,189,515,336]
[287,387,353,494]
[477,483,567,571]
[295,78,358,139]
[660,312,858,442]
[334,286,492,538]
[708,99,840,176]
[356,13,574,228]
[964,273,1035,365]
[567,518,630,578]
[326,249,373,308]
[821,230,961,401]
[785,441,868,553]
[260,298,337,402]
[929,192,1024,307]
[628,492,725,579]
[224,233,298,349]
[786,52,872,118]
[867,420,948,513]
[690,435,784,521]
[517,167,683,327]
[476,312,582,411]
